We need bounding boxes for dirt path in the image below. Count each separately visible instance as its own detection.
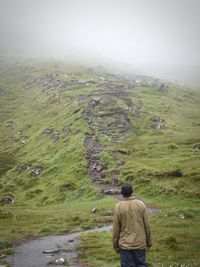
[5,204,158,267]
[6,225,112,267]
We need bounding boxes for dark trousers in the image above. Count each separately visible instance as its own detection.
[120,248,147,267]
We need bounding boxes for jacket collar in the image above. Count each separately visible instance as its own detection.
[123,196,136,201]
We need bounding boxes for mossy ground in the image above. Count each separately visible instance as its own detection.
[0,58,200,265]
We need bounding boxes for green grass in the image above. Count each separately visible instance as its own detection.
[0,197,116,251]
[0,58,200,265]
[78,195,200,267]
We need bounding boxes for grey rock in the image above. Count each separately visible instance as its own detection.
[151,115,165,130]
[43,249,60,254]
[1,197,15,205]
[51,131,59,141]
[31,166,43,177]
[158,83,168,93]
[48,257,66,265]
[17,163,32,173]
[103,189,119,195]
[42,128,54,137]
[91,208,97,213]
[0,254,6,259]
[63,127,70,135]
[6,120,15,127]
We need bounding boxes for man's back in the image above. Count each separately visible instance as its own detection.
[113,196,152,250]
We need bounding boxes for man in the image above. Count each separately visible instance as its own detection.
[113,183,152,267]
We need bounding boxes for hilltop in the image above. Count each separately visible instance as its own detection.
[0,58,199,204]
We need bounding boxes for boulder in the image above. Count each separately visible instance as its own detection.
[0,197,15,205]
[6,120,15,127]
[48,257,66,265]
[91,208,97,213]
[0,254,6,259]
[17,163,32,173]
[193,143,200,151]
[43,249,60,254]
[63,127,70,135]
[42,128,54,137]
[158,83,168,93]
[51,131,59,141]
[151,115,165,130]
[31,166,43,176]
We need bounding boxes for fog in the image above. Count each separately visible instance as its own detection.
[0,0,200,87]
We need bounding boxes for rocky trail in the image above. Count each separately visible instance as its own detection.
[81,86,140,197]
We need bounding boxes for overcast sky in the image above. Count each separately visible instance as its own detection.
[0,0,200,85]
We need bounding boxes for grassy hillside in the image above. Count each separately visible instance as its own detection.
[0,58,199,265]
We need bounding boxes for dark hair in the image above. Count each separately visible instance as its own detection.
[121,183,133,197]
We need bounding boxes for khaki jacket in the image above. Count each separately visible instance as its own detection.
[113,196,152,251]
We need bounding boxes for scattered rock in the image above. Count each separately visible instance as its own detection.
[151,115,165,130]
[17,163,32,173]
[0,254,6,259]
[48,257,66,265]
[91,208,97,213]
[90,162,104,173]
[158,83,168,93]
[179,213,185,220]
[0,197,15,205]
[42,128,54,137]
[43,249,60,254]
[42,128,59,141]
[51,131,59,141]
[6,120,15,127]
[193,143,200,151]
[68,239,74,243]
[91,97,101,108]
[63,127,70,135]
[103,189,119,195]
[31,166,43,176]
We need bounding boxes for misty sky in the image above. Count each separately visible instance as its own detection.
[0,0,200,85]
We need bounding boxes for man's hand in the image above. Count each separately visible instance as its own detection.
[147,243,152,250]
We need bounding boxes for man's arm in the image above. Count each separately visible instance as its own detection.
[143,206,152,248]
[112,206,121,252]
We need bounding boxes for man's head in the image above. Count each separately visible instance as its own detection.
[121,183,133,198]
